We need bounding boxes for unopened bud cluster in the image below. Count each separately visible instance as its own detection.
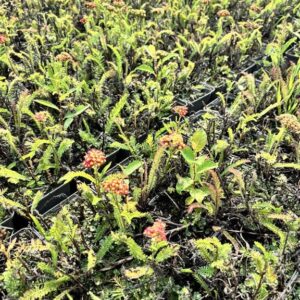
[83,149,107,168]
[144,220,167,242]
[277,114,300,135]
[102,177,129,195]
[85,1,96,9]
[34,111,49,123]
[159,133,186,150]
[173,105,188,117]
[217,10,230,17]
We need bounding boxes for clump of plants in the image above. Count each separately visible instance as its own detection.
[0,0,299,299]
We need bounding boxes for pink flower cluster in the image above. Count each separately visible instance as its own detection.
[83,149,106,168]
[143,220,167,242]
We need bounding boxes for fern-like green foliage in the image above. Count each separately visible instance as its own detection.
[155,244,179,263]
[96,234,113,261]
[87,249,97,271]
[244,242,278,299]
[20,276,70,300]
[108,45,123,79]
[97,69,116,103]
[0,128,19,155]
[105,92,128,134]
[252,202,296,251]
[48,207,78,252]
[22,139,51,160]
[112,233,147,262]
[143,146,165,198]
[37,144,54,172]
[59,171,95,184]
[0,165,27,184]
[121,200,147,225]
[79,129,101,147]
[57,138,74,160]
[196,266,215,279]
[194,237,232,271]
[124,237,147,262]
[2,259,26,298]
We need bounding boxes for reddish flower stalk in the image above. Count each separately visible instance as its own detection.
[144,220,167,242]
[83,149,106,168]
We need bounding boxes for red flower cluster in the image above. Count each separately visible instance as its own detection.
[102,178,129,195]
[159,132,186,150]
[34,111,49,122]
[83,149,106,168]
[0,35,6,44]
[144,220,167,242]
[80,17,87,24]
[173,105,188,117]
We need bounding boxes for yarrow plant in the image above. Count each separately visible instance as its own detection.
[143,220,167,242]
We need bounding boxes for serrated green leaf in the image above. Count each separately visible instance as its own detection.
[59,171,96,184]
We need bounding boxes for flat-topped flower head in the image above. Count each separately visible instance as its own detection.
[0,35,7,44]
[144,220,167,242]
[83,149,106,168]
[102,177,129,196]
[159,132,186,150]
[34,111,49,123]
[217,9,230,17]
[173,105,188,117]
